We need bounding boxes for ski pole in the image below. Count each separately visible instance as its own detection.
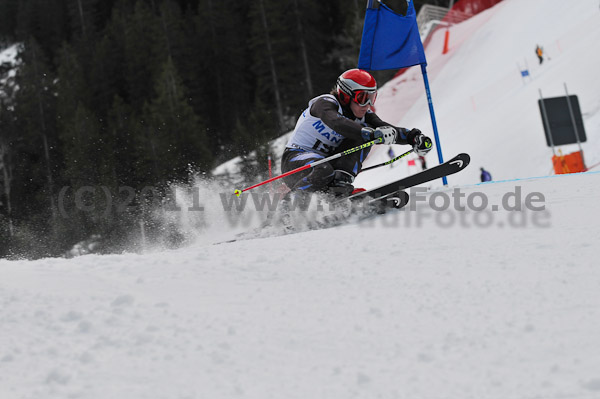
[233,138,383,196]
[360,149,413,172]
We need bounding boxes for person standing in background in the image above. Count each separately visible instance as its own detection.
[480,167,492,182]
[535,45,544,64]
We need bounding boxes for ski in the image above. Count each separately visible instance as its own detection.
[353,189,410,212]
[347,153,471,202]
[215,154,469,244]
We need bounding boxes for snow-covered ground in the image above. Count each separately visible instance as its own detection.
[2,0,600,398]
[2,171,600,399]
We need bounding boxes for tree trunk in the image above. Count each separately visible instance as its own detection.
[159,4,173,59]
[31,44,58,222]
[207,0,226,143]
[0,142,14,237]
[258,0,285,130]
[292,0,313,97]
[76,0,86,35]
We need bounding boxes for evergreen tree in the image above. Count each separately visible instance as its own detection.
[138,57,212,184]
[327,0,364,72]
[56,41,105,188]
[55,42,90,131]
[14,0,70,62]
[156,1,188,62]
[57,104,106,239]
[89,29,126,115]
[251,0,285,131]
[233,98,276,184]
[293,1,344,97]
[291,0,314,98]
[0,0,19,41]
[0,103,15,240]
[106,95,137,186]
[191,1,251,154]
[0,43,19,253]
[122,0,164,109]
[12,39,59,223]
[65,0,101,37]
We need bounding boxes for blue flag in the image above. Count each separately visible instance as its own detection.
[521,69,530,77]
[358,0,427,71]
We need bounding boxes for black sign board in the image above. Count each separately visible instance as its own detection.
[538,95,586,147]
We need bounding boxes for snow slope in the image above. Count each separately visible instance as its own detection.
[2,1,600,398]
[368,0,600,188]
[2,171,600,399]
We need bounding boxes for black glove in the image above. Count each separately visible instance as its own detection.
[406,128,432,156]
[361,126,397,145]
[413,135,432,156]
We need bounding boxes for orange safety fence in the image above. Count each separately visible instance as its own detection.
[552,150,587,175]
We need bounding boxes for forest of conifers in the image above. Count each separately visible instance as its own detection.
[0,0,452,258]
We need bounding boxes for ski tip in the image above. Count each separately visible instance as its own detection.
[234,189,242,197]
[461,153,471,165]
[451,153,471,167]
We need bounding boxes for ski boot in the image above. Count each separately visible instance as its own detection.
[327,170,355,198]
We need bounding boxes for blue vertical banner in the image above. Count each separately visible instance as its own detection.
[358,0,426,70]
[358,0,447,185]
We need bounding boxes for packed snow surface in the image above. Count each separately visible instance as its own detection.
[2,0,600,398]
[2,172,600,399]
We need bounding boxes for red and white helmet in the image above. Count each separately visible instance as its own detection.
[336,69,377,106]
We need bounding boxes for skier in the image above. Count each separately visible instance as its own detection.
[480,167,492,182]
[280,69,432,197]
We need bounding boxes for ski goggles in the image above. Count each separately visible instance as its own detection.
[352,89,377,106]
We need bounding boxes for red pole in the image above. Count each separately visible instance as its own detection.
[268,155,272,179]
[268,155,273,193]
[233,138,382,196]
[234,164,312,196]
